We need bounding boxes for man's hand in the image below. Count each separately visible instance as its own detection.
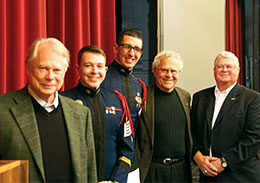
[210,158,225,173]
[194,151,218,177]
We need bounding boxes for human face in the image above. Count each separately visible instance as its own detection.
[27,43,68,103]
[153,57,180,93]
[214,57,240,90]
[114,35,143,70]
[77,52,107,89]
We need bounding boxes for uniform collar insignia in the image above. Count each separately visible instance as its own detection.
[77,81,100,96]
[85,87,100,95]
[112,61,133,75]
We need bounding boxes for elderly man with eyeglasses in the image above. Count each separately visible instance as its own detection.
[136,50,193,182]
[101,28,146,183]
[191,51,260,182]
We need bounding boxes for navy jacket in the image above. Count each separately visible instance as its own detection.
[61,81,134,183]
[101,61,144,166]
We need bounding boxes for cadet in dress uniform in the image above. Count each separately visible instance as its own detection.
[61,45,134,183]
[101,29,146,183]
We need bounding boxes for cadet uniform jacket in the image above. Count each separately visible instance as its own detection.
[61,81,134,183]
[101,61,144,167]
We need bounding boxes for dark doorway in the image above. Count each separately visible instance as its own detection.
[116,0,158,85]
[244,0,260,92]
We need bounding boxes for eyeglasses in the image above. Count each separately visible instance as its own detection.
[215,64,237,70]
[158,68,179,75]
[119,44,143,54]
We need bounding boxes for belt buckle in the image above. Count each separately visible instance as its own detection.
[163,158,172,165]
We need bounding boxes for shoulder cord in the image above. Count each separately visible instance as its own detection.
[136,78,147,112]
[113,90,134,136]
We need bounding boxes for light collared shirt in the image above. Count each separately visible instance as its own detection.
[209,83,236,156]
[28,86,59,113]
[211,83,236,129]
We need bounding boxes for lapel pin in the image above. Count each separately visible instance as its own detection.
[75,99,83,105]
[231,97,236,101]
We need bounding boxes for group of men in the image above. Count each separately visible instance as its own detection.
[0,28,260,183]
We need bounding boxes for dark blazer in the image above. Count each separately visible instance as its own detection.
[0,87,97,183]
[136,84,192,182]
[191,84,260,182]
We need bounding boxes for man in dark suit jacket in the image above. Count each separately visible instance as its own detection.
[0,38,97,182]
[136,51,192,182]
[191,51,260,182]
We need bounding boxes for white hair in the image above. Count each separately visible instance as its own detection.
[152,50,184,71]
[26,38,70,69]
[214,51,239,67]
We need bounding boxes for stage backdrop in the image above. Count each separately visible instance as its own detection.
[0,0,116,94]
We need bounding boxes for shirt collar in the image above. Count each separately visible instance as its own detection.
[28,86,59,109]
[215,83,236,96]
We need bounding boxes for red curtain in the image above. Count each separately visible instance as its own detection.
[225,0,243,84]
[0,0,116,94]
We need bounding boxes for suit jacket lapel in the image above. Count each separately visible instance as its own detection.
[175,87,192,150]
[175,87,190,123]
[60,96,82,182]
[213,84,239,129]
[145,84,155,145]
[10,87,45,180]
[205,87,215,129]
